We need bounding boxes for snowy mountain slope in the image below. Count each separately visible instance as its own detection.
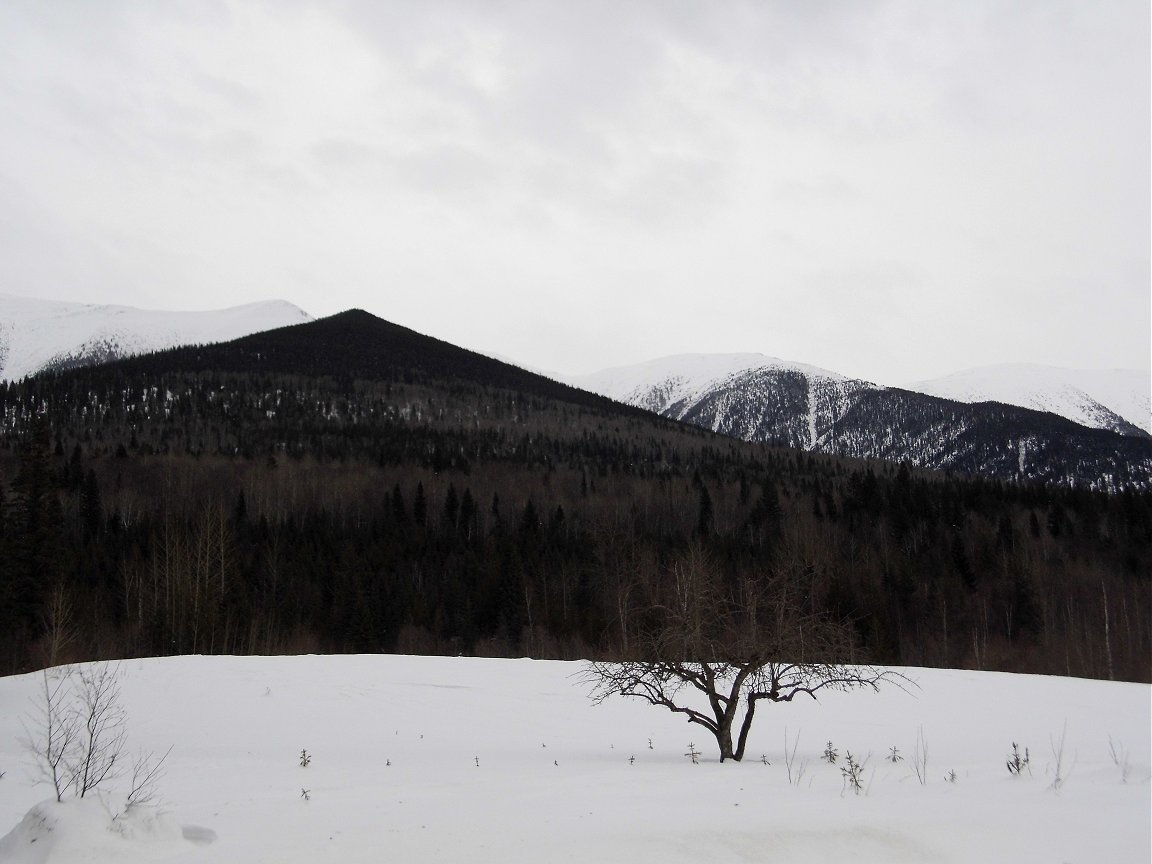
[572,353,859,410]
[570,353,1152,489]
[0,294,313,382]
[0,655,1148,863]
[570,353,880,451]
[908,363,1151,437]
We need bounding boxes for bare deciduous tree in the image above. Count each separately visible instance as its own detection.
[584,545,904,762]
[21,670,81,802]
[22,663,128,799]
[71,663,127,797]
[41,585,77,669]
[125,746,172,810]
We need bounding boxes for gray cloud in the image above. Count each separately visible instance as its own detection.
[0,0,1146,382]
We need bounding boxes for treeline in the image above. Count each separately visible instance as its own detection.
[1,415,1148,681]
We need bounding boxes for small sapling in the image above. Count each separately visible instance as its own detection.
[1006,743,1029,776]
[840,752,866,796]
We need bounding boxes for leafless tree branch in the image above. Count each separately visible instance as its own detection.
[584,544,909,762]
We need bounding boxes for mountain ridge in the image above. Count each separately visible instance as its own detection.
[570,353,1150,438]
[4,298,1148,490]
[908,362,1150,436]
[567,351,1151,491]
[0,293,313,382]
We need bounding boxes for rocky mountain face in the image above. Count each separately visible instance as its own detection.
[570,354,1152,491]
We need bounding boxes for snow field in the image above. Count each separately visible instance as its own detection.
[0,655,1148,863]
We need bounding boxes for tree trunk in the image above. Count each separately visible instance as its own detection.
[732,696,758,762]
[716,725,736,762]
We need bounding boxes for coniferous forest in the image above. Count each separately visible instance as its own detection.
[0,311,1148,681]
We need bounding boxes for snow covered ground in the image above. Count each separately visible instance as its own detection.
[0,655,1148,863]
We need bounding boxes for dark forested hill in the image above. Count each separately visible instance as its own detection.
[103,308,646,415]
[0,310,1148,683]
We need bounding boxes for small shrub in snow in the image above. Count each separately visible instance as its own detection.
[28,724,72,796]
[685,743,701,765]
[784,728,807,786]
[887,746,902,763]
[1107,735,1131,783]
[299,749,311,768]
[71,664,128,798]
[22,664,129,802]
[760,754,770,765]
[126,747,172,810]
[945,770,958,784]
[840,752,865,796]
[1048,723,1073,792]
[1006,742,1030,776]
[912,727,929,786]
[300,788,311,801]
[822,741,839,764]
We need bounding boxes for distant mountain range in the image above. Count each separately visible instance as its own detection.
[0,293,312,382]
[1,295,1147,489]
[909,363,1150,437]
[570,354,1150,439]
[568,353,1151,490]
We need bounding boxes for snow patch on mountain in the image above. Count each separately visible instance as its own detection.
[568,352,1150,487]
[908,363,1151,436]
[0,294,313,381]
[569,353,880,450]
[570,353,858,412]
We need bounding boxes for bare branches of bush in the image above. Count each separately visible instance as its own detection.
[784,727,807,786]
[1048,722,1074,792]
[126,746,173,810]
[20,670,81,802]
[72,663,127,797]
[1107,735,1131,783]
[911,727,929,786]
[22,662,163,805]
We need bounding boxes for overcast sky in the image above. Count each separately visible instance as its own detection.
[0,1,1147,383]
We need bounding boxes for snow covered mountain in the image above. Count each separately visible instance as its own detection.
[0,294,313,381]
[909,363,1151,437]
[571,354,881,452]
[569,353,1152,489]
